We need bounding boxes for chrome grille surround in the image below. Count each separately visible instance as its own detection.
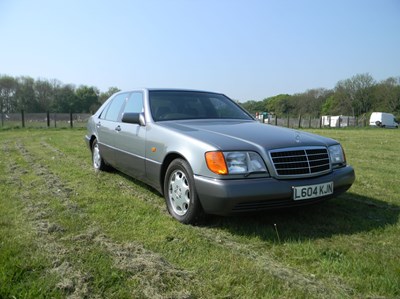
[269,146,331,179]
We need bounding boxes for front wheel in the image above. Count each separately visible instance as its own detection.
[164,159,204,224]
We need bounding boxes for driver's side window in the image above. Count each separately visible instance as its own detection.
[100,93,127,122]
[124,92,143,114]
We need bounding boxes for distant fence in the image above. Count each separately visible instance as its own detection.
[1,111,91,128]
[261,115,368,128]
[1,111,369,129]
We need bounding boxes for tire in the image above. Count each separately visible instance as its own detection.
[91,139,107,172]
[375,121,382,127]
[164,159,204,224]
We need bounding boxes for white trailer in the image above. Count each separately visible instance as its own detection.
[369,112,398,128]
[321,115,353,128]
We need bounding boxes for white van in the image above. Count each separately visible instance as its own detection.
[369,112,398,128]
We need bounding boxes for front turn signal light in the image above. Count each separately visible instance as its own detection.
[205,151,228,175]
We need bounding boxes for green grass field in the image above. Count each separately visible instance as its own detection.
[0,128,399,298]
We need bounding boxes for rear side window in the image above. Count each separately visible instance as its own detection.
[102,93,128,121]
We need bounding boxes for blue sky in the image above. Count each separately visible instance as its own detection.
[1,0,399,101]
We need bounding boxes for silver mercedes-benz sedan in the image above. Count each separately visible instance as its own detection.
[85,89,355,224]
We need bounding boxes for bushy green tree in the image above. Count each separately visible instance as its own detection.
[264,94,293,116]
[33,79,54,112]
[75,86,100,113]
[53,84,77,112]
[99,87,120,104]
[334,73,375,116]
[0,75,17,113]
[371,77,400,113]
[15,76,36,111]
[240,100,267,115]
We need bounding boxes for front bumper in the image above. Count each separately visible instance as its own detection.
[194,165,355,215]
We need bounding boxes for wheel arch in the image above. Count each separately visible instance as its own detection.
[161,153,205,223]
[89,135,97,152]
[159,152,188,196]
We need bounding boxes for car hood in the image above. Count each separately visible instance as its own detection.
[158,120,336,150]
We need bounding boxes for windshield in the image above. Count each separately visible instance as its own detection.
[149,90,253,122]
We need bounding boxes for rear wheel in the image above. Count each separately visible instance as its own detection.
[164,159,204,224]
[91,139,107,172]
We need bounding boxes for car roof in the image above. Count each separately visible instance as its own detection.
[118,88,224,95]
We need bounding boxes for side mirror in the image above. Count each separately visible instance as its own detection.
[121,112,146,126]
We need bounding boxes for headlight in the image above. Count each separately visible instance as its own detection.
[328,144,346,165]
[205,151,268,175]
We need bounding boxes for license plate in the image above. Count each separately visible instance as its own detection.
[293,182,333,201]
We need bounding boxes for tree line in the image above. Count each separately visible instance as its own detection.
[241,73,400,118]
[0,75,120,114]
[1,73,399,117]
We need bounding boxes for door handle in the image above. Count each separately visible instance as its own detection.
[115,125,121,132]
[96,121,101,128]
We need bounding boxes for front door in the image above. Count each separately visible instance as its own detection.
[96,93,129,166]
[113,92,146,179]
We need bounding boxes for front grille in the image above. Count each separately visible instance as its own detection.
[270,147,330,178]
